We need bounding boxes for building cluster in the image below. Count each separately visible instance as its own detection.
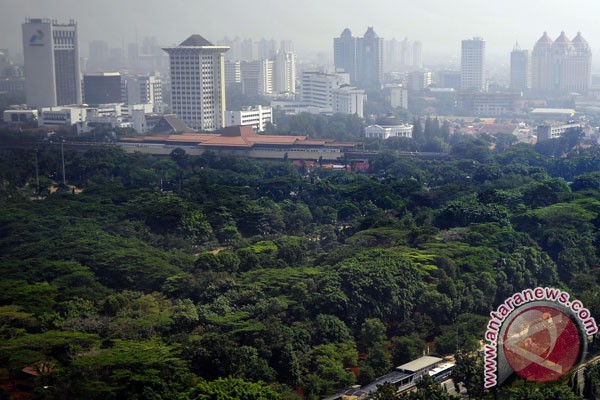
[3,16,597,147]
[220,37,296,97]
[9,18,165,132]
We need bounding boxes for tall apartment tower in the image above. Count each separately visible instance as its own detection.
[532,31,591,94]
[22,18,82,108]
[412,41,423,69]
[510,43,530,91]
[461,37,486,91]
[400,38,412,67]
[163,35,229,131]
[334,28,359,84]
[273,51,296,94]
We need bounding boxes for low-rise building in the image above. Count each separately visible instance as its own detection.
[3,108,38,124]
[458,92,521,116]
[225,105,273,132]
[364,115,412,139]
[536,122,582,141]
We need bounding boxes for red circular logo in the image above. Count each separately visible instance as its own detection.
[503,305,581,382]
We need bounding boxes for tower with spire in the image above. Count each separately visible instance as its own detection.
[510,42,530,91]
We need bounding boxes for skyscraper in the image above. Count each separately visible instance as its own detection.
[162,35,229,131]
[273,51,296,94]
[531,31,592,94]
[412,41,423,69]
[359,27,384,88]
[22,18,81,108]
[334,28,359,84]
[334,27,383,88]
[510,43,530,91]
[461,37,485,91]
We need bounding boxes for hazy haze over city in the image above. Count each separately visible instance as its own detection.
[3,0,600,65]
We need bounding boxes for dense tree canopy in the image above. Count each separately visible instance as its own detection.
[1,131,599,399]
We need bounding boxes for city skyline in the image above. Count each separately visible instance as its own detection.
[3,0,600,67]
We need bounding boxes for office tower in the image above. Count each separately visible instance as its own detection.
[128,42,139,68]
[400,37,412,67]
[88,40,109,71]
[332,86,365,118]
[273,51,296,94]
[384,38,400,72]
[461,37,486,91]
[224,60,241,87]
[280,40,294,53]
[510,43,530,91]
[162,35,229,131]
[83,72,121,105]
[22,18,81,108]
[359,27,384,88]
[241,38,255,61]
[301,71,350,109]
[390,86,408,109]
[334,27,383,87]
[413,41,423,69]
[334,28,359,84]
[531,31,592,94]
[438,70,461,89]
[240,60,273,96]
[122,74,163,112]
[407,70,432,91]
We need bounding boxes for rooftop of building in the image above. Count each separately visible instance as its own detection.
[397,356,443,373]
[180,34,213,46]
[121,125,362,150]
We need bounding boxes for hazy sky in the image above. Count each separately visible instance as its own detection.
[3,0,600,62]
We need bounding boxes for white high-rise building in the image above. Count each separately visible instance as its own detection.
[461,37,486,91]
[301,71,350,109]
[163,35,229,131]
[273,51,296,94]
[332,86,365,118]
[390,86,408,109]
[531,31,592,94]
[22,18,82,108]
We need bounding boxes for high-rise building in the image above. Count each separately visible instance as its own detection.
[412,41,423,69]
[461,37,486,91]
[224,60,241,87]
[22,18,82,108]
[334,28,359,84]
[83,72,122,105]
[162,35,229,131]
[240,59,272,96]
[400,38,412,67]
[510,43,530,91]
[88,40,109,71]
[407,70,432,91]
[334,27,383,88]
[122,74,163,112]
[273,51,296,94]
[332,86,365,118]
[531,31,592,94]
[384,38,400,72]
[301,71,350,109]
